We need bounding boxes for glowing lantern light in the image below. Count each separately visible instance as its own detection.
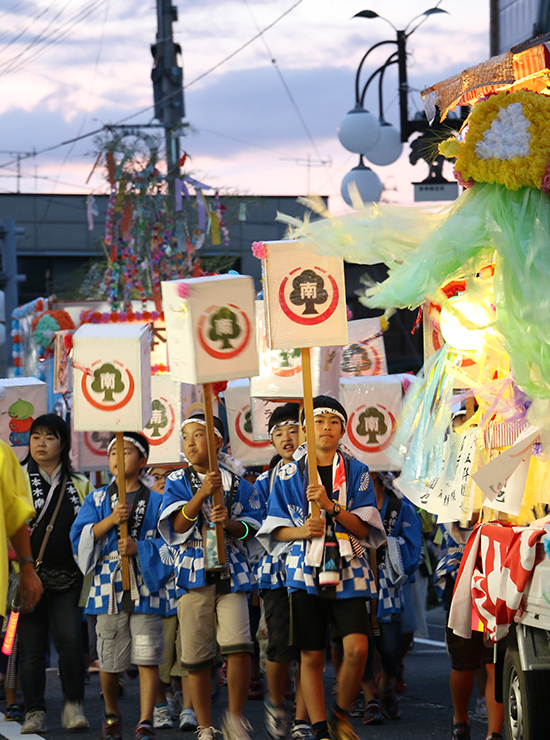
[439,293,496,351]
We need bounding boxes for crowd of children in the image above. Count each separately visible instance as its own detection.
[2,394,430,740]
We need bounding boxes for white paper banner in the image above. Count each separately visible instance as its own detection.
[0,378,47,461]
[225,379,273,467]
[341,318,387,377]
[142,375,182,465]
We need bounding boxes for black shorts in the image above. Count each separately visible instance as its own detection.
[445,626,493,671]
[290,590,371,651]
[262,588,299,663]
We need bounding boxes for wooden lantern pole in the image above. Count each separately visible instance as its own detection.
[115,431,130,591]
[202,382,226,564]
[301,347,320,518]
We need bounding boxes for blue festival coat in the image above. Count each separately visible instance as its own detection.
[254,464,289,591]
[376,496,422,621]
[257,454,386,598]
[158,467,262,596]
[70,485,176,616]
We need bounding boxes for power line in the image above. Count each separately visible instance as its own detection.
[0,0,114,80]
[0,0,304,174]
[0,0,59,52]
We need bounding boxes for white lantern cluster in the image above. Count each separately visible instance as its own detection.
[338,103,403,207]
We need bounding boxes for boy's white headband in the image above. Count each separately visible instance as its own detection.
[270,419,299,440]
[181,417,224,439]
[312,407,347,426]
[107,436,148,458]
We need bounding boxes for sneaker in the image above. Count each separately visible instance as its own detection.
[475,696,488,719]
[349,694,365,718]
[4,703,24,722]
[451,722,471,740]
[171,690,183,719]
[179,708,198,731]
[153,704,173,729]
[327,714,361,740]
[197,729,218,740]
[21,710,48,734]
[221,712,252,740]
[61,701,90,731]
[247,678,264,700]
[265,698,287,739]
[290,721,315,739]
[485,735,503,740]
[101,714,122,740]
[363,700,383,726]
[135,721,156,740]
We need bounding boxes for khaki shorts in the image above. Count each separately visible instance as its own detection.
[178,586,253,670]
[96,612,164,673]
[159,615,188,684]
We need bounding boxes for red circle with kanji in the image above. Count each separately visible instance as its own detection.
[347,404,396,453]
[143,397,176,446]
[278,266,340,325]
[82,360,135,411]
[235,407,270,449]
[197,303,251,360]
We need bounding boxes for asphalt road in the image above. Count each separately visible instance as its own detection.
[0,607,496,740]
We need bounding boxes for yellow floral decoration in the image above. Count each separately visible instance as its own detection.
[439,89,550,191]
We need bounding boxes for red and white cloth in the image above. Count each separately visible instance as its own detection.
[448,522,545,642]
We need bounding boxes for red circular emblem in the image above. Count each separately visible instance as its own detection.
[347,404,396,453]
[197,303,251,360]
[143,397,176,446]
[235,408,270,449]
[83,431,110,458]
[82,361,135,411]
[278,266,340,325]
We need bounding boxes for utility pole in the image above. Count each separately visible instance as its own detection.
[151,0,185,192]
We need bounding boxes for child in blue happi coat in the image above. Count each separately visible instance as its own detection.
[257,396,386,740]
[360,472,422,724]
[70,432,175,740]
[158,413,262,740]
[254,403,313,740]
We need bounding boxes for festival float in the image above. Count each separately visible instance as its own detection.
[279,33,550,740]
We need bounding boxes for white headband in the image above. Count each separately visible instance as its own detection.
[270,419,299,440]
[312,407,347,426]
[107,436,148,458]
[181,417,224,440]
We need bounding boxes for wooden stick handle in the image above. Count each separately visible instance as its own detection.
[202,383,226,565]
[116,431,130,591]
[301,348,320,518]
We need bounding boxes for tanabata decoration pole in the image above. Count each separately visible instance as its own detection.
[202,383,226,564]
[72,324,153,592]
[116,431,130,591]
[161,274,259,565]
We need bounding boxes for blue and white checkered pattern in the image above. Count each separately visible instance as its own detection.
[160,472,261,594]
[70,486,174,616]
[377,562,405,622]
[434,528,467,602]
[254,469,288,591]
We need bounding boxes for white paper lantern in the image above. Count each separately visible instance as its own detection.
[366,122,403,166]
[341,162,383,206]
[338,103,381,154]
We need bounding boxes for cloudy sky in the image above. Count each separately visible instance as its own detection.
[0,0,490,212]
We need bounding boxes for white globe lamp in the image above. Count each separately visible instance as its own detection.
[341,159,383,206]
[366,121,403,166]
[338,102,381,154]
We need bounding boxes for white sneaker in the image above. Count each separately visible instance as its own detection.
[221,713,252,740]
[197,728,218,740]
[475,696,488,719]
[153,703,174,729]
[179,708,198,731]
[61,702,89,731]
[265,699,288,739]
[21,710,48,734]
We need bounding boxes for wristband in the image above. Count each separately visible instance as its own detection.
[238,521,249,540]
[182,505,198,522]
[19,556,34,565]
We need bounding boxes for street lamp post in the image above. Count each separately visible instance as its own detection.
[339,6,465,205]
